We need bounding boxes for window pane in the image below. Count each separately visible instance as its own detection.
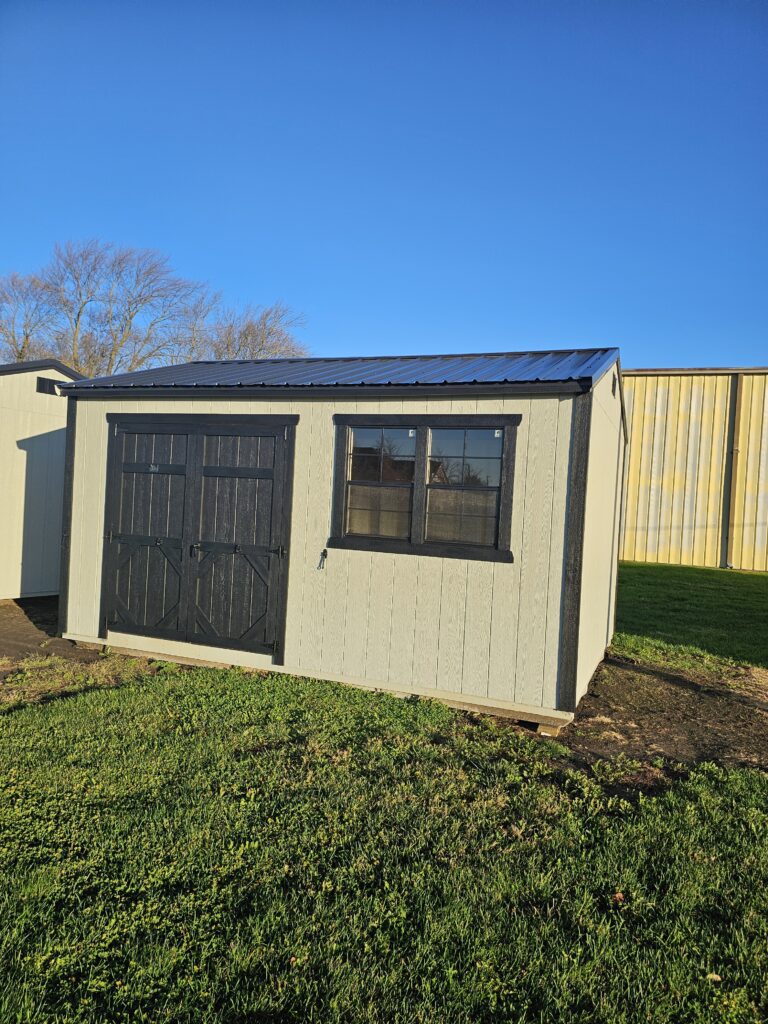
[347,484,412,512]
[382,456,415,482]
[351,427,382,454]
[347,507,411,539]
[460,489,499,517]
[463,457,501,487]
[382,427,416,458]
[426,513,497,546]
[428,487,498,518]
[430,428,465,457]
[429,456,463,484]
[350,453,380,481]
[464,428,503,458]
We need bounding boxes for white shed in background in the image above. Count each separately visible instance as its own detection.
[0,360,82,600]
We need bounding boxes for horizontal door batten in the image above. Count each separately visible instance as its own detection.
[201,466,274,479]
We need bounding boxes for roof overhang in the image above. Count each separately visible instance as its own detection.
[62,379,593,400]
[0,358,83,380]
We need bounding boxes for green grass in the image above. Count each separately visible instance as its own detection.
[613,562,768,675]
[1,659,767,1023]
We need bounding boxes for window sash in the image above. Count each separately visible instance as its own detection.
[329,414,521,562]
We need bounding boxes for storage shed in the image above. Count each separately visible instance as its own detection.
[0,359,83,600]
[58,348,626,726]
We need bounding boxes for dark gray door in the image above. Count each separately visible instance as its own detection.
[187,430,286,653]
[102,417,295,658]
[104,427,190,642]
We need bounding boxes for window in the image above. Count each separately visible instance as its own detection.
[329,414,521,562]
[426,427,503,546]
[346,426,416,539]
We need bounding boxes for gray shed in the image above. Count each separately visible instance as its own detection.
[0,359,82,600]
[58,348,626,726]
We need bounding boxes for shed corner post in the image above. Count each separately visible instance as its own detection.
[556,388,593,713]
[57,396,78,637]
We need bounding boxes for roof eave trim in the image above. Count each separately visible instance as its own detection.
[0,358,84,380]
[62,380,591,400]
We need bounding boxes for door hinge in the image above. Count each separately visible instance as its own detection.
[269,545,287,559]
[271,639,281,657]
[104,529,113,542]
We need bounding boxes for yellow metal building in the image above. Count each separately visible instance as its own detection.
[620,368,768,572]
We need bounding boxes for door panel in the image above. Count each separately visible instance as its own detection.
[102,419,293,658]
[105,430,190,640]
[187,431,283,653]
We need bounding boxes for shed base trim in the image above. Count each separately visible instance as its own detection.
[63,630,574,726]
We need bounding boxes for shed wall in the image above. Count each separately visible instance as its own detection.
[620,371,767,571]
[64,392,578,717]
[577,363,625,702]
[0,368,70,599]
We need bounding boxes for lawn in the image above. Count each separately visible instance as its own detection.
[0,567,767,1023]
[613,561,768,672]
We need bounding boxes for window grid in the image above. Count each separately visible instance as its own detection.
[329,414,521,563]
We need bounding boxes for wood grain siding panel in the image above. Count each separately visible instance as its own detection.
[576,364,623,705]
[514,397,560,708]
[64,390,587,715]
[299,401,332,672]
[435,558,468,689]
[542,396,573,712]
[461,560,494,697]
[387,553,419,689]
[487,398,530,703]
[411,556,443,689]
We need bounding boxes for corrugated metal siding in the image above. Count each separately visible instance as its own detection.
[730,373,768,572]
[0,368,70,598]
[63,391,585,717]
[620,371,768,571]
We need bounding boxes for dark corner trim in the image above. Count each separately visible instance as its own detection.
[557,389,593,712]
[58,397,78,636]
[273,422,297,666]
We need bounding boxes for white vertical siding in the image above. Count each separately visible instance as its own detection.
[577,363,625,703]
[64,389,593,717]
[0,368,72,599]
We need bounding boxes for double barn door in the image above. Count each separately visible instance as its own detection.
[102,416,296,658]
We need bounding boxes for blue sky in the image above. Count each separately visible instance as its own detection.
[1,0,766,368]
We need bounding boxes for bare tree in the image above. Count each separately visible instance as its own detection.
[42,241,216,377]
[0,240,306,377]
[204,303,308,361]
[0,273,54,362]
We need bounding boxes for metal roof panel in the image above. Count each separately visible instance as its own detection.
[62,348,620,393]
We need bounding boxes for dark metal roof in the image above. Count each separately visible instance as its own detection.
[0,358,83,380]
[63,348,619,395]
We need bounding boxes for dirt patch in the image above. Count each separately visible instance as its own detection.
[0,598,99,664]
[564,656,768,770]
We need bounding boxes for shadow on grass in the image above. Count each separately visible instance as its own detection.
[616,562,768,668]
